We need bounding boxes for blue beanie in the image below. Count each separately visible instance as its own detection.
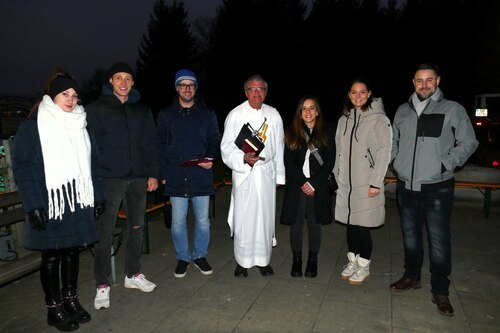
[175,69,197,89]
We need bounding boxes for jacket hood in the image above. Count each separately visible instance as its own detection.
[344,97,386,118]
[361,97,386,118]
[341,97,386,137]
[100,83,141,103]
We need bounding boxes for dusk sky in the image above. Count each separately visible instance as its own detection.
[0,0,224,97]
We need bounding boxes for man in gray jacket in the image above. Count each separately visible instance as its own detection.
[390,63,478,316]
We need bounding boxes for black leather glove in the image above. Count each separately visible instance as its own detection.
[28,208,48,231]
[94,201,106,220]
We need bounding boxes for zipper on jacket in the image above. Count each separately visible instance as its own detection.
[124,103,133,177]
[184,176,189,197]
[410,101,430,191]
[347,109,357,224]
[410,129,418,191]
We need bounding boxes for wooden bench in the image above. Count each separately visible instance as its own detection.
[0,207,24,228]
[211,180,224,219]
[108,199,167,284]
[116,180,225,256]
[117,202,168,255]
[384,174,500,218]
[0,191,24,227]
[0,191,42,286]
[111,181,225,284]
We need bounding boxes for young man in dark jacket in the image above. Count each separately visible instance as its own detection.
[156,69,220,278]
[86,62,159,310]
[390,63,478,316]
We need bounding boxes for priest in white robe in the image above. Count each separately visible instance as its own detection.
[221,75,285,277]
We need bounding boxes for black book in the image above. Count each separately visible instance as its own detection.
[234,122,265,159]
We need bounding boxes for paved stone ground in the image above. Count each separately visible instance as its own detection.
[1,185,499,333]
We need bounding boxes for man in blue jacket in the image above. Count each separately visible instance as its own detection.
[157,69,220,278]
[86,62,159,310]
[390,63,478,316]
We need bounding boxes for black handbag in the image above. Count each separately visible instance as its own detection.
[326,172,338,192]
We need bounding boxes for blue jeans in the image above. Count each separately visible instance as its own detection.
[396,180,454,296]
[94,178,147,285]
[170,196,210,261]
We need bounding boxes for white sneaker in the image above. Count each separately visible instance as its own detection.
[341,252,358,280]
[124,273,156,292]
[94,285,110,310]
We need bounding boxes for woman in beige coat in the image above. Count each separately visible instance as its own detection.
[333,77,392,285]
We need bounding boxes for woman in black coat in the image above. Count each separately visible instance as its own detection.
[280,96,335,278]
[11,71,105,332]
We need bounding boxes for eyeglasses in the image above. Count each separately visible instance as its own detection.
[178,83,196,90]
[246,87,267,93]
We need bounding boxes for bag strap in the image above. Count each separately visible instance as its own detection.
[302,130,324,166]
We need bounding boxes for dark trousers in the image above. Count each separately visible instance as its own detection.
[396,181,454,296]
[346,225,372,259]
[40,247,79,302]
[94,178,147,285]
[290,194,321,253]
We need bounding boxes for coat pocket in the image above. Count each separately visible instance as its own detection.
[366,148,375,169]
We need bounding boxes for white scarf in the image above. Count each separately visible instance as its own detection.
[37,95,94,220]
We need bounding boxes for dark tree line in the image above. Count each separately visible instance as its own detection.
[82,0,500,129]
[135,0,198,112]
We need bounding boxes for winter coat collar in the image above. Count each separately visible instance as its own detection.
[100,83,141,104]
[342,97,386,137]
[408,87,444,109]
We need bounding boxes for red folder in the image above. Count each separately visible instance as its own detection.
[179,157,214,167]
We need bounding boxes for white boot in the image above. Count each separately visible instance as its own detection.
[341,252,358,280]
[348,257,370,286]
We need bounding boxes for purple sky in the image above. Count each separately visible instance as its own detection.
[0,0,223,97]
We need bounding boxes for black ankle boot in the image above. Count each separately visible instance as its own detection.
[291,251,302,277]
[46,296,79,332]
[304,251,318,278]
[63,289,91,324]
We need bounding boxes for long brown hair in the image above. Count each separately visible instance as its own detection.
[286,95,329,150]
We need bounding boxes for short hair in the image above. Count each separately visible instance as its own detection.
[244,75,268,92]
[415,63,440,77]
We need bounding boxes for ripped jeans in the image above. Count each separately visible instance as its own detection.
[94,178,147,285]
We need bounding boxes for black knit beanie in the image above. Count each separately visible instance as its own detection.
[49,76,79,100]
[107,62,134,79]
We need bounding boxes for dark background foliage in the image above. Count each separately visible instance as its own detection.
[82,0,500,129]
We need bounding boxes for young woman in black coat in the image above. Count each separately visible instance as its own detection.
[280,96,335,278]
[11,71,105,332]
